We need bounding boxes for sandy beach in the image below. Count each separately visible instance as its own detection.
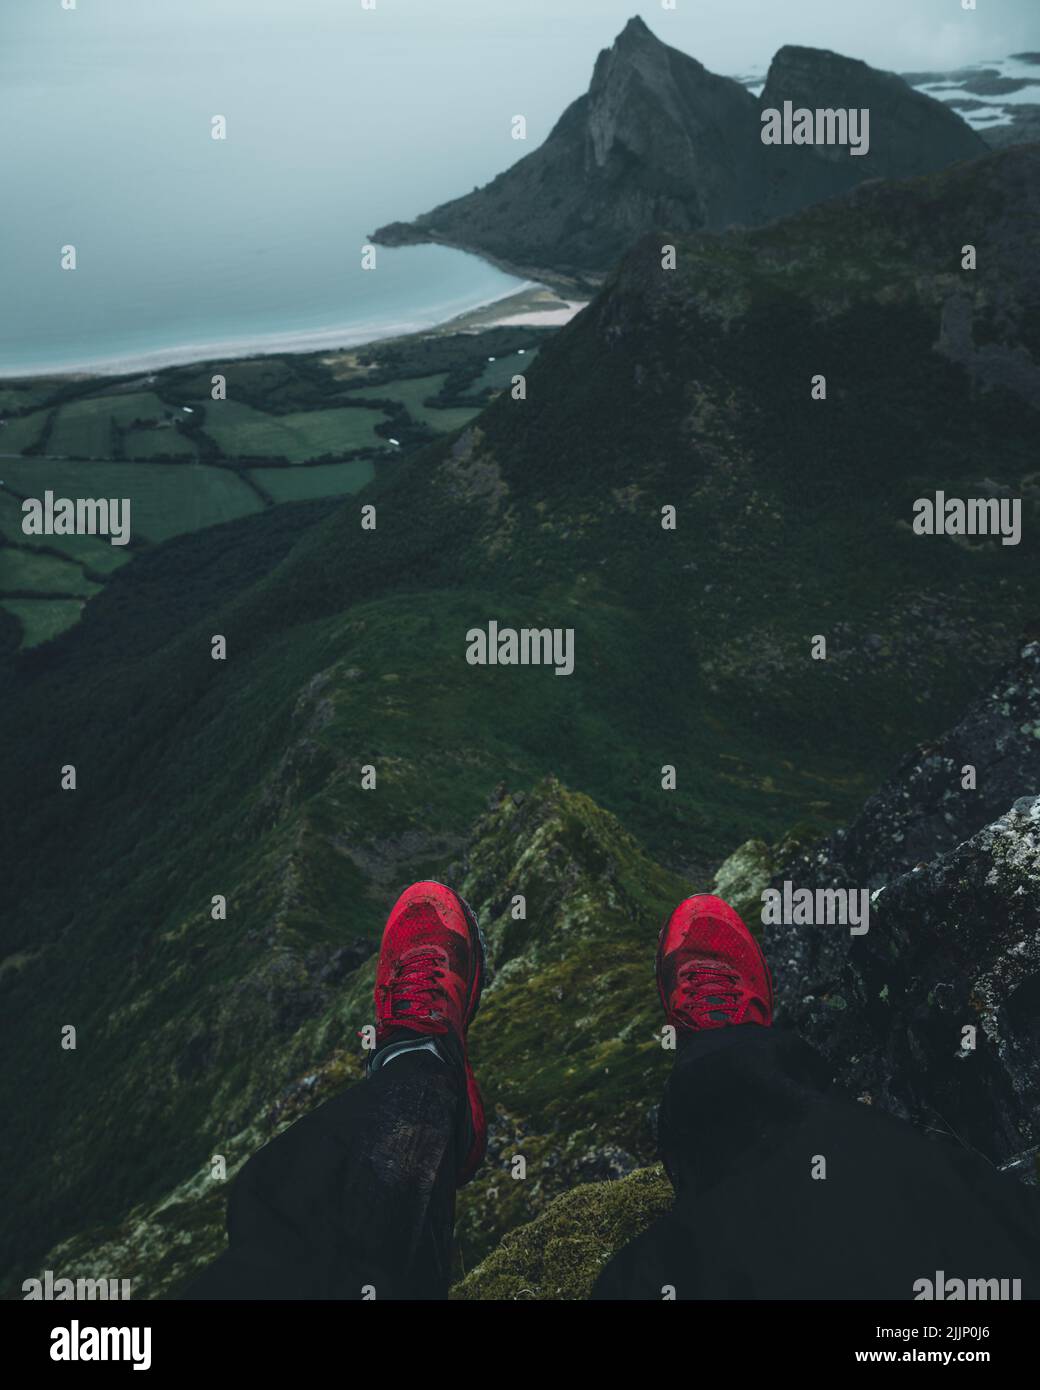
[484,298,589,328]
[422,284,590,336]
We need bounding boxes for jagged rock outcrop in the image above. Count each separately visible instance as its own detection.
[372,17,987,279]
[448,778,688,1267]
[764,641,1040,1179]
[454,647,1040,1298]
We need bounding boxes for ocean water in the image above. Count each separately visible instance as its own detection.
[4,1,1038,379]
[910,54,1040,125]
[0,0,547,378]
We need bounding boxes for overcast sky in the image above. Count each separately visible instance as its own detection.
[7,1,1038,209]
[8,0,1039,79]
[388,0,1040,74]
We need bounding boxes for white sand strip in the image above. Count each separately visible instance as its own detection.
[484,301,589,328]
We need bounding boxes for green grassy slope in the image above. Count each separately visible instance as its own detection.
[1,147,1038,1292]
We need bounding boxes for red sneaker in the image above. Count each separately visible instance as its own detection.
[656,894,773,1034]
[372,881,487,1184]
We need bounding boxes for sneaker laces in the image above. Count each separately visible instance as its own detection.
[376,947,447,1026]
[676,960,742,1026]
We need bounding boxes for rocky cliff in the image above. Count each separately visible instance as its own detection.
[762,640,1040,1179]
[372,17,987,279]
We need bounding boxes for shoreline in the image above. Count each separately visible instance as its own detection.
[368,225,603,301]
[0,283,590,387]
[337,284,589,355]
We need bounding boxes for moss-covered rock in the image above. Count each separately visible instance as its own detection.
[712,835,800,928]
[452,776,689,1268]
[452,1165,673,1300]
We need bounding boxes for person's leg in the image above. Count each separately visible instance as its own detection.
[657,1022,833,1197]
[183,881,487,1300]
[183,1048,462,1300]
[653,894,830,1196]
[597,893,1040,1299]
[592,894,837,1298]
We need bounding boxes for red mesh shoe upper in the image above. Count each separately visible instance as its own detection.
[657,894,774,1034]
[374,884,481,1047]
[372,882,487,1185]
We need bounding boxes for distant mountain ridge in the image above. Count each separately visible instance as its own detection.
[372,15,987,283]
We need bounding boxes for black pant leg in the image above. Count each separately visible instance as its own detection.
[592,1024,833,1298]
[657,1022,833,1196]
[182,1050,460,1300]
[597,1023,1040,1298]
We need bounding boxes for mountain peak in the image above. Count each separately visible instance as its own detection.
[372,24,990,279]
[605,15,666,69]
[593,14,675,93]
[759,41,987,188]
[617,15,654,44]
[771,43,863,66]
[585,17,751,187]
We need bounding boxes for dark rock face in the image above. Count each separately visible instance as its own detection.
[782,642,1040,890]
[372,17,987,278]
[765,642,1040,1179]
[582,17,763,236]
[759,46,987,218]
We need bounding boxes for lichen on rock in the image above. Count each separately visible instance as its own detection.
[452,1164,673,1300]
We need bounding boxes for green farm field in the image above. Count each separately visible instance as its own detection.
[123,426,198,458]
[201,401,386,461]
[1,597,86,648]
[0,459,263,542]
[353,373,482,432]
[49,392,176,458]
[0,546,100,597]
[249,459,375,502]
[0,411,49,454]
[0,488,131,575]
[0,326,553,648]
